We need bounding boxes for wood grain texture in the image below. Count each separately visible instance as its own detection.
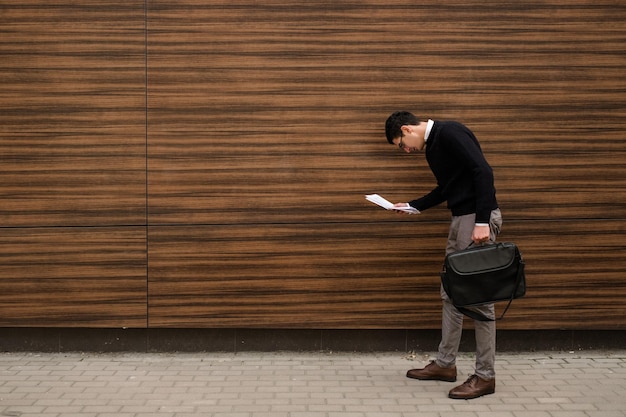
[148,222,449,328]
[0,1,146,227]
[496,220,626,330]
[148,218,626,330]
[147,0,626,225]
[146,0,625,329]
[0,227,147,327]
[1,0,624,330]
[0,1,147,327]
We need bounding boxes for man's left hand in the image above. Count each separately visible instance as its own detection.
[472,224,490,244]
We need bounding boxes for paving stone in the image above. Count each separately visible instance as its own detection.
[0,351,624,416]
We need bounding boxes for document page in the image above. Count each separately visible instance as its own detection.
[365,194,419,214]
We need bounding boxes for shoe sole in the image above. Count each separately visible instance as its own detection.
[406,373,457,383]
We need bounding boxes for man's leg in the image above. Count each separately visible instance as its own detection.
[436,214,475,368]
[406,215,468,382]
[448,209,502,399]
[438,211,501,374]
[408,210,502,389]
[436,286,464,368]
[473,305,496,379]
[472,209,501,379]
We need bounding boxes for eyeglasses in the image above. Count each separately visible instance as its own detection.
[397,132,405,149]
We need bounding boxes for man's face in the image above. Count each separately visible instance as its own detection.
[392,125,425,153]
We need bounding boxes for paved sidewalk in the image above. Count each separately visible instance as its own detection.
[0,350,625,417]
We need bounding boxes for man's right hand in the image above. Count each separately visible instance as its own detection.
[392,203,413,214]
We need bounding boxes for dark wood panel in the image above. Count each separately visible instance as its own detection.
[148,222,450,328]
[148,218,626,330]
[147,0,626,225]
[146,0,626,330]
[492,147,626,220]
[0,227,147,327]
[1,0,624,332]
[496,220,626,330]
[0,1,146,227]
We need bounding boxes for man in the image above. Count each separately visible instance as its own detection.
[384,111,502,400]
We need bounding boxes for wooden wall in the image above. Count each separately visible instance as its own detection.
[1,0,625,331]
[0,1,148,327]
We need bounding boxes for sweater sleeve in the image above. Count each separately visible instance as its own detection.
[408,186,446,212]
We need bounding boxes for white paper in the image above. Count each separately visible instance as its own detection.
[365,194,419,214]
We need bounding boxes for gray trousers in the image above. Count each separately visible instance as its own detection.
[435,209,502,380]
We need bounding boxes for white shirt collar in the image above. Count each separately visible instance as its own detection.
[424,119,435,143]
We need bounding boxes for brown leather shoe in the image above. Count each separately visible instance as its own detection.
[448,374,495,399]
[406,361,457,382]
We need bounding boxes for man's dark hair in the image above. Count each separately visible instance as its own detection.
[385,111,419,144]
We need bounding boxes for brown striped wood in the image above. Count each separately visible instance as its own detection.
[147,219,626,330]
[146,0,626,330]
[0,227,147,327]
[148,222,449,328]
[147,0,626,225]
[0,1,146,227]
[0,2,147,327]
[496,220,626,330]
[0,0,624,330]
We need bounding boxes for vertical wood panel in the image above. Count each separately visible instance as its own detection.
[0,1,146,227]
[0,2,148,327]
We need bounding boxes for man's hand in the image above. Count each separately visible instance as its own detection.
[392,203,412,214]
[472,224,490,244]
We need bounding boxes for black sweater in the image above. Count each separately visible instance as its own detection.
[408,121,498,224]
